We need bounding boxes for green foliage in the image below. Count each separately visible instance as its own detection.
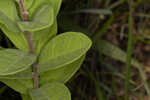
[0,70,32,79]
[21,94,32,100]
[0,49,36,75]
[32,20,57,55]
[39,56,85,85]
[97,40,150,97]
[0,79,33,94]
[0,0,18,21]
[27,0,62,17]
[97,40,140,67]
[0,0,28,52]
[0,11,20,33]
[27,0,62,55]
[18,4,54,32]
[29,82,71,100]
[72,9,112,15]
[0,0,92,100]
[38,32,92,73]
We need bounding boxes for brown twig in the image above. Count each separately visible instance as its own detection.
[19,0,39,89]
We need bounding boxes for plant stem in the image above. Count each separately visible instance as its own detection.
[19,0,39,89]
[125,0,133,100]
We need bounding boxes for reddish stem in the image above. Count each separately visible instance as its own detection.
[19,0,27,21]
[19,0,39,89]
[25,31,34,54]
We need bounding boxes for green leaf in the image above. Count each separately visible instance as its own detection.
[0,69,32,79]
[18,4,54,32]
[48,0,62,16]
[0,49,36,75]
[23,0,34,10]
[32,20,57,55]
[21,94,32,100]
[96,40,150,96]
[29,82,71,100]
[28,0,62,17]
[97,40,138,67]
[0,11,20,33]
[0,25,29,52]
[39,56,85,85]
[72,9,112,15]
[0,0,29,52]
[15,1,59,54]
[0,79,33,94]
[0,0,18,21]
[38,32,92,73]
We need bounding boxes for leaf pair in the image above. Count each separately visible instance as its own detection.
[0,32,92,96]
[20,82,71,100]
[18,4,54,32]
[25,0,62,54]
[0,49,35,94]
[0,0,92,100]
[37,32,92,85]
[0,0,57,54]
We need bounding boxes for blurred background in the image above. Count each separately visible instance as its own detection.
[1,0,150,100]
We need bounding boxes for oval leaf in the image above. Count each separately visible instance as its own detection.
[0,0,18,21]
[0,49,36,75]
[33,20,57,55]
[29,82,71,100]
[0,79,33,94]
[0,11,20,33]
[0,26,29,52]
[0,0,19,31]
[39,56,85,85]
[0,69,33,79]
[0,0,29,52]
[28,0,62,17]
[38,32,92,73]
[18,4,54,32]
